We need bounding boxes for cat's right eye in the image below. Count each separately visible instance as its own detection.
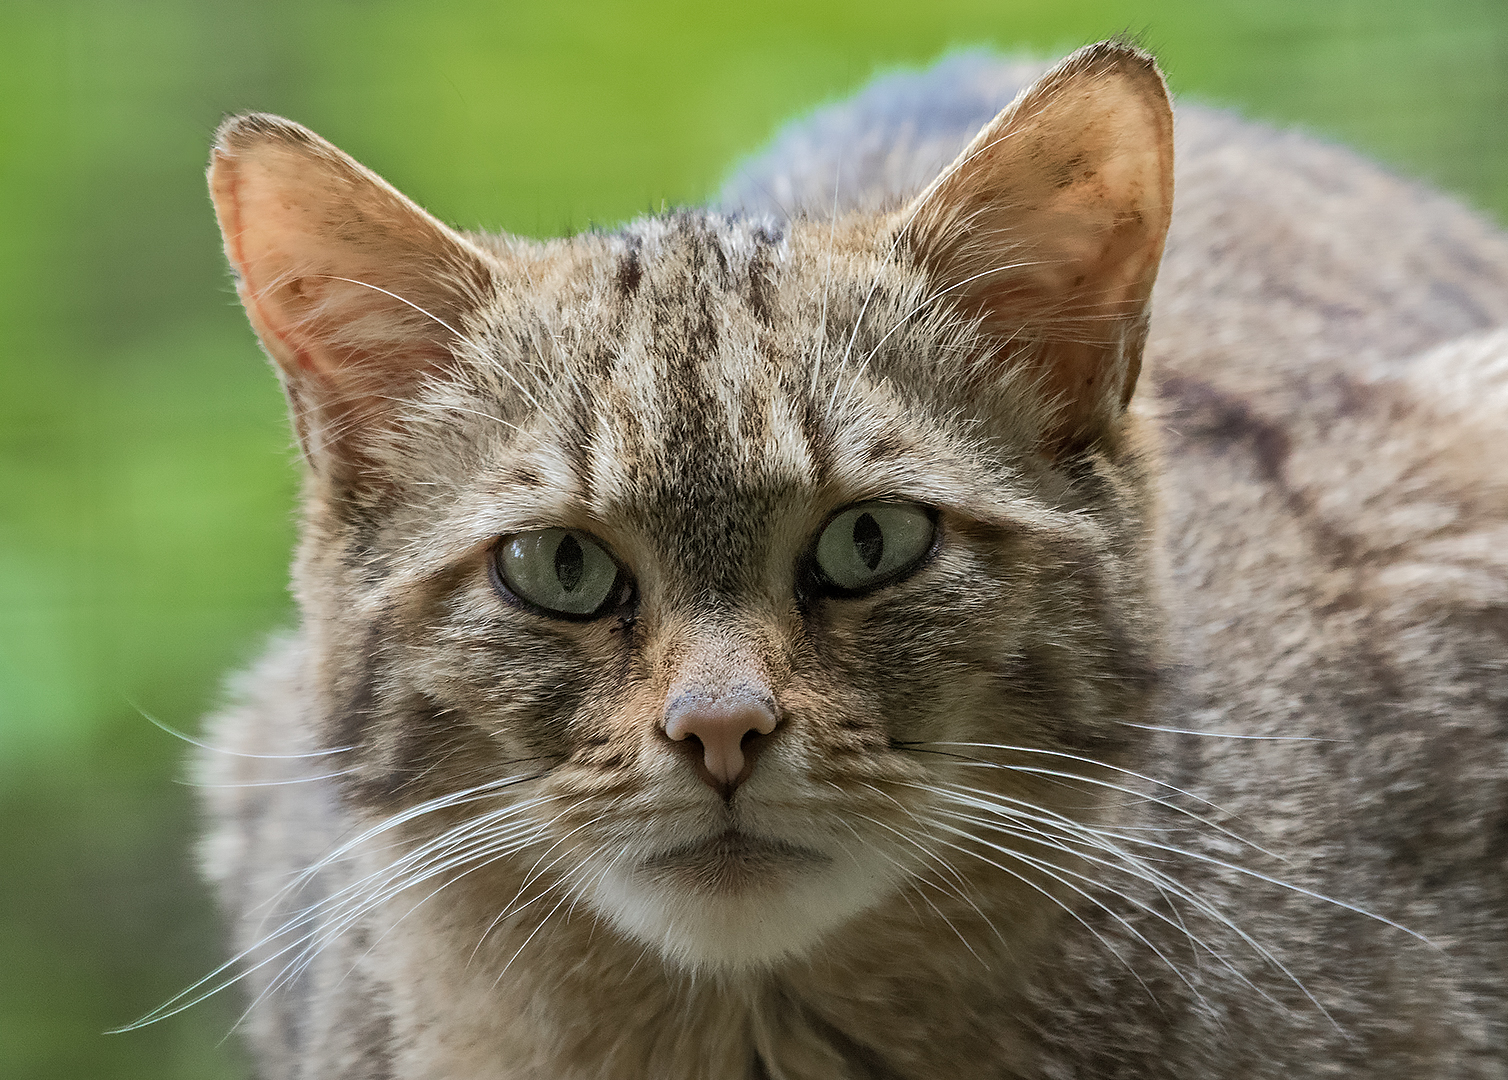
[491,528,629,619]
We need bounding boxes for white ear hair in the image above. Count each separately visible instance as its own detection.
[209,113,498,476]
[905,41,1174,454]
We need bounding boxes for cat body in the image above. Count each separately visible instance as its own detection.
[192,45,1508,1078]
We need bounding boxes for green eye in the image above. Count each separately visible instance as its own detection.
[493,528,627,618]
[812,501,936,594]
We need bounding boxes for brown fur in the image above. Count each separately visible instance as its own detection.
[184,42,1508,1078]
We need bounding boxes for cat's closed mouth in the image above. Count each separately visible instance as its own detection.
[643,830,830,889]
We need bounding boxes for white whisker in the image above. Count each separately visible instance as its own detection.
[135,705,353,760]
[1115,721,1334,742]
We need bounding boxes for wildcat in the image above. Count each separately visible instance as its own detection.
[179,41,1508,1078]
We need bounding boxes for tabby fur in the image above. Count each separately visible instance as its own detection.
[182,41,1508,1079]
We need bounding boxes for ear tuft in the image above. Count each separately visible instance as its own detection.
[209,113,498,478]
[905,41,1174,454]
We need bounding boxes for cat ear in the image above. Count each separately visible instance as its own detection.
[208,113,497,477]
[904,41,1173,454]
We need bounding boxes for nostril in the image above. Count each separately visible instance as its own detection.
[663,687,779,795]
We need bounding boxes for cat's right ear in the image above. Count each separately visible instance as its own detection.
[208,113,497,480]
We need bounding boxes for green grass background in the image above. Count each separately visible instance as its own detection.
[1,1,1504,1076]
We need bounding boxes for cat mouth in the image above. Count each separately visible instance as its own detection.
[642,830,829,891]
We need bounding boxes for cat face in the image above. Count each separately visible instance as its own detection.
[209,42,1172,971]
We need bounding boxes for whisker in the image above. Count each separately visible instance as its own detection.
[116,771,557,1031]
[493,891,575,987]
[912,818,1160,1004]
[949,811,1326,1033]
[258,805,563,1007]
[848,811,996,963]
[855,783,978,899]
[924,814,1207,1011]
[900,740,1234,815]
[134,704,353,760]
[182,769,358,789]
[470,804,592,961]
[896,742,1275,858]
[924,780,1417,1035]
[1115,721,1334,742]
[932,807,1279,1007]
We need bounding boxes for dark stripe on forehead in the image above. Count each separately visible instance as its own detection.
[746,231,778,326]
[564,385,598,510]
[505,466,543,488]
[794,392,837,488]
[646,217,725,388]
[580,213,817,598]
[862,433,906,465]
[615,236,643,298]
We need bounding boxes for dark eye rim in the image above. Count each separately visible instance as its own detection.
[488,529,636,622]
[803,500,941,599]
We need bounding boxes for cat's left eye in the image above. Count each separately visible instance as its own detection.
[811,501,937,595]
[492,528,629,619]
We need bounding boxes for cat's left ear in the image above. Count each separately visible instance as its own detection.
[905,41,1173,454]
[208,113,497,480]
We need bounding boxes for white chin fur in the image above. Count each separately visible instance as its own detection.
[579,849,900,971]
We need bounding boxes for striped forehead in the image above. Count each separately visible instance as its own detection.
[588,215,815,502]
[558,214,822,595]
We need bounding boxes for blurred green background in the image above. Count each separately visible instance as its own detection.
[1,0,1504,1076]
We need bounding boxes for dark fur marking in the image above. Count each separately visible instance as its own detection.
[337,963,397,1080]
[1330,371,1388,422]
[338,502,388,585]
[480,629,590,762]
[330,620,487,808]
[1056,152,1090,188]
[1485,794,1508,870]
[563,389,599,510]
[331,627,384,759]
[746,238,776,326]
[1158,374,1291,484]
[616,243,643,298]
[1159,374,1365,569]
[591,749,629,771]
[379,694,466,801]
[751,224,784,246]
[862,434,904,464]
[750,1051,774,1080]
[796,395,837,488]
[800,1005,906,1080]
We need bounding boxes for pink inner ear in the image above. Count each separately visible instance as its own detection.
[208,113,497,474]
[213,145,438,382]
[904,45,1173,452]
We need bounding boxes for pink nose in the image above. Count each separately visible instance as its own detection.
[664,689,779,796]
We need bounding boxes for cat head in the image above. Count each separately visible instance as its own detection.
[209,41,1172,971]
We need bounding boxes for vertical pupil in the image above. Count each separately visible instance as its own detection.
[852,512,884,571]
[554,533,584,592]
